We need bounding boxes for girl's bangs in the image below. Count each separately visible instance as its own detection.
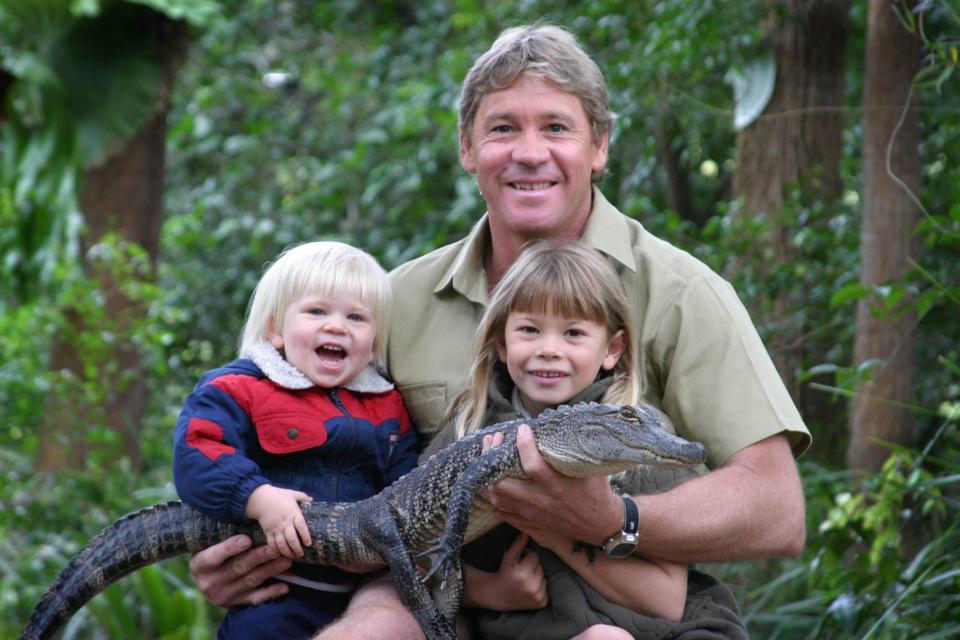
[507,270,606,323]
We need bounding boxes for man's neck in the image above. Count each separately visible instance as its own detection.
[484,205,594,290]
[484,234,525,290]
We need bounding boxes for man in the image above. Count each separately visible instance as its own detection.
[189,24,810,639]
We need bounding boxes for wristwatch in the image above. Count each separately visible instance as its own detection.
[602,494,639,557]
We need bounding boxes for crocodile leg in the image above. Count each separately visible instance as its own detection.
[358,497,457,640]
[421,444,515,586]
[427,565,464,627]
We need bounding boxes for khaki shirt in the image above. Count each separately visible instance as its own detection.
[387,188,811,467]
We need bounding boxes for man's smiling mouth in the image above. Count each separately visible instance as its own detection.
[511,181,554,191]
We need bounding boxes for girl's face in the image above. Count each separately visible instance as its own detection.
[269,293,377,389]
[497,310,625,417]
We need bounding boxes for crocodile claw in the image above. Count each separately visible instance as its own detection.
[418,538,459,587]
[572,539,597,563]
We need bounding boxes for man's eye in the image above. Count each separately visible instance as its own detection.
[546,123,566,133]
[492,124,513,133]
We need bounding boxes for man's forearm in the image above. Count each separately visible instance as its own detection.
[633,434,805,563]
[490,428,805,564]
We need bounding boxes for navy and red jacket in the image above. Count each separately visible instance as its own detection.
[172,343,419,525]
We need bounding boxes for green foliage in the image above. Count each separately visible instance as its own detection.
[0,445,220,639]
[0,0,208,303]
[735,412,960,639]
[898,0,960,91]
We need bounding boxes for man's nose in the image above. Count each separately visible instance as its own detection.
[512,130,549,166]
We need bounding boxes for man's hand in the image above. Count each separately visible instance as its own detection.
[486,424,622,546]
[189,535,292,607]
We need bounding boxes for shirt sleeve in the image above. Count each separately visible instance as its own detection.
[650,274,811,467]
[172,376,271,522]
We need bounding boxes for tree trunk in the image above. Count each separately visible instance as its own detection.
[37,14,189,471]
[733,0,850,437]
[654,95,698,225]
[848,0,921,472]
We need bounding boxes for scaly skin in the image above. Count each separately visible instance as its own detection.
[22,402,706,640]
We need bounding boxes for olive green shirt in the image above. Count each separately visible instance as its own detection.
[387,188,811,467]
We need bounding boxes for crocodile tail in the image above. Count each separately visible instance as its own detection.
[21,501,253,640]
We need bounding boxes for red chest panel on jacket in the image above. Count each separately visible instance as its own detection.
[207,374,405,455]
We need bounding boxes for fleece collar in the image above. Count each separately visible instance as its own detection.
[242,342,394,394]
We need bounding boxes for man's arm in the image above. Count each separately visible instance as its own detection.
[487,425,805,563]
[188,535,292,607]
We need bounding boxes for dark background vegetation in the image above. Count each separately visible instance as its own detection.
[1,1,958,638]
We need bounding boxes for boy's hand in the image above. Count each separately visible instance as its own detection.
[246,484,313,559]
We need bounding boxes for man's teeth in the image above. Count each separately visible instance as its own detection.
[512,182,552,190]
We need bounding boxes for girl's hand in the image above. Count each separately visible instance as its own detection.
[246,484,313,559]
[463,532,548,611]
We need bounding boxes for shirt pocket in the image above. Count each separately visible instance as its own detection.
[255,411,329,454]
[397,381,447,436]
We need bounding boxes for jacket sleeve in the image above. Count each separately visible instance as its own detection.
[172,374,271,522]
[383,391,420,486]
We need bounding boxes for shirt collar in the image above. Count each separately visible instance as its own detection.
[433,187,637,302]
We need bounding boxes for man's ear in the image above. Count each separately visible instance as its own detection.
[601,329,626,371]
[591,130,610,176]
[459,128,477,174]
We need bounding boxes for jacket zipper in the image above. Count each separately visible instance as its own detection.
[326,388,354,496]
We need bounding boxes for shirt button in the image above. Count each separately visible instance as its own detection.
[287,427,299,440]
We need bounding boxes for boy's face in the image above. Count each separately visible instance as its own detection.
[497,310,624,417]
[269,293,376,389]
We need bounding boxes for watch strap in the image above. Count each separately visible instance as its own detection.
[622,494,639,536]
[602,494,640,557]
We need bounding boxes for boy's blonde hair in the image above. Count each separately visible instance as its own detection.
[453,241,639,438]
[239,241,391,367]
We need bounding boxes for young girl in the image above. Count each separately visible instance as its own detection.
[172,241,418,640]
[423,241,688,640]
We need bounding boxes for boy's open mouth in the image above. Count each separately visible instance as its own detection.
[316,344,347,363]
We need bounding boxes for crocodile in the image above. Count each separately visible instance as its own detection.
[22,401,706,640]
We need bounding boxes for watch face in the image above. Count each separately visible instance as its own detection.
[604,542,635,558]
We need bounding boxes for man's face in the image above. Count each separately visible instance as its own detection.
[460,73,609,243]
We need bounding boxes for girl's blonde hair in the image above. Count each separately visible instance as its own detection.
[453,241,638,438]
[239,241,391,367]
